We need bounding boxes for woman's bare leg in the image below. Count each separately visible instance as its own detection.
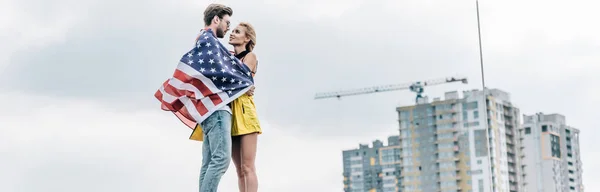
[240,133,258,192]
[231,136,245,192]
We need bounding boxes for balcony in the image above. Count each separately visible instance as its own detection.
[436,147,459,153]
[436,137,458,144]
[437,157,460,163]
[506,139,514,145]
[506,131,514,136]
[507,157,515,163]
[438,186,461,192]
[436,129,458,135]
[435,109,457,115]
[437,117,458,124]
[439,176,460,182]
[506,148,515,154]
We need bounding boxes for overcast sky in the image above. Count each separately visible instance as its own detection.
[1,0,598,191]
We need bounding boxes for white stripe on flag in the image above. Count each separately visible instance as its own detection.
[158,85,177,103]
[200,96,216,111]
[167,77,204,98]
[177,62,223,94]
[180,96,203,123]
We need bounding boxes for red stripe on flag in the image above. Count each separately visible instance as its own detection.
[163,83,191,101]
[160,80,210,116]
[209,94,223,106]
[191,99,209,116]
[155,89,185,112]
[155,87,198,129]
[173,69,213,98]
[173,111,197,129]
[172,69,224,106]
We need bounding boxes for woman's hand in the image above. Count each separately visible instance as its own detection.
[246,86,255,96]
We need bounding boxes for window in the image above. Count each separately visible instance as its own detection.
[550,134,561,158]
[525,127,531,134]
[542,125,548,132]
[463,111,468,120]
[463,101,478,110]
[401,121,409,128]
[381,148,401,164]
[474,130,488,157]
[473,111,479,118]
[400,111,410,119]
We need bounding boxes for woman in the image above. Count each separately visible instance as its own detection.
[228,22,261,192]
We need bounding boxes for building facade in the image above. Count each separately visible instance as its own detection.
[342,136,402,192]
[520,113,584,192]
[396,89,524,192]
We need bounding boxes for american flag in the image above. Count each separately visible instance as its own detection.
[154,28,254,129]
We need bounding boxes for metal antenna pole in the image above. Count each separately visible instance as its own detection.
[476,0,486,90]
[476,0,494,191]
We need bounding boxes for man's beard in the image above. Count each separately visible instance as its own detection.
[216,27,225,38]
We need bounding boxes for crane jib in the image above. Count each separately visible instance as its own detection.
[313,76,468,103]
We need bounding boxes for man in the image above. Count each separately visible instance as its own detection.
[155,3,254,191]
[196,4,235,192]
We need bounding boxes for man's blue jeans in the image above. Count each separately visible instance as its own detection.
[198,110,232,192]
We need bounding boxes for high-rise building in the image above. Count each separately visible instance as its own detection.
[520,113,584,192]
[342,136,402,192]
[396,88,524,192]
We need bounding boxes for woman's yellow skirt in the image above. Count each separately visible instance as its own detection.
[189,94,262,141]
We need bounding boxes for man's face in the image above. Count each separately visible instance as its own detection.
[215,15,231,38]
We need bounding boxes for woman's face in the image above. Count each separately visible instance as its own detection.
[228,25,249,46]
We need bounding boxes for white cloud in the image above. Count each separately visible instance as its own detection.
[0,92,398,191]
[0,0,95,72]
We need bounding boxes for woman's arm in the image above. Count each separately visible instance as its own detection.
[244,52,258,75]
[244,53,258,96]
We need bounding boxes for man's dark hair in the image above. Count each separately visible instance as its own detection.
[203,4,233,26]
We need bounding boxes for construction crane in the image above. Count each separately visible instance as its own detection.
[314,76,468,103]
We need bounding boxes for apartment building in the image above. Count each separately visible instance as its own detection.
[520,113,584,192]
[396,88,523,192]
[342,136,402,192]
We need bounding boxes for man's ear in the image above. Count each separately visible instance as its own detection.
[212,15,220,25]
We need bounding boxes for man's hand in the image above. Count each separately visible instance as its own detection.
[246,86,255,96]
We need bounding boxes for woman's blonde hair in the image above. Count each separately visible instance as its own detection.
[238,22,257,52]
